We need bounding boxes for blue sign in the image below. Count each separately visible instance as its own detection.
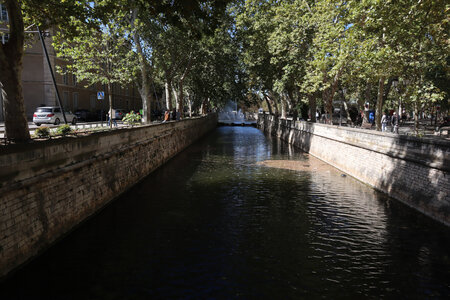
[97,91,104,100]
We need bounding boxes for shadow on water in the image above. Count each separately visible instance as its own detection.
[375,136,450,298]
[0,126,449,299]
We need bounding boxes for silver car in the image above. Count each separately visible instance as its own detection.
[33,106,77,126]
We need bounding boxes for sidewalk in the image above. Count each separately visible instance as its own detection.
[0,120,125,139]
[355,120,449,140]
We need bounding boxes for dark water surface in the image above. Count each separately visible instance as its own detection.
[1,126,449,299]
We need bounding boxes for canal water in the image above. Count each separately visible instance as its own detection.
[1,126,449,299]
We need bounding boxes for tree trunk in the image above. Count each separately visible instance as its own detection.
[132,9,152,123]
[414,99,419,135]
[342,100,352,126]
[281,94,287,119]
[323,89,333,124]
[201,98,209,114]
[165,80,172,110]
[0,0,30,142]
[287,89,298,121]
[308,94,316,122]
[264,94,273,115]
[138,84,152,123]
[267,91,279,116]
[187,92,192,118]
[177,81,184,119]
[178,53,194,119]
[322,68,342,125]
[376,77,385,131]
[172,85,178,104]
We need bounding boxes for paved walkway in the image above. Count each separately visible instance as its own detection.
[350,120,449,140]
[0,121,126,139]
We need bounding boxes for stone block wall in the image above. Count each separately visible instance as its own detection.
[258,114,450,226]
[0,114,217,278]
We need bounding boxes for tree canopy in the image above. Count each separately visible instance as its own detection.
[1,0,448,141]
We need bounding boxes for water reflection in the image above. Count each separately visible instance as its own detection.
[0,126,449,299]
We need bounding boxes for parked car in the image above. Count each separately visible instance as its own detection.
[75,109,96,122]
[33,106,77,126]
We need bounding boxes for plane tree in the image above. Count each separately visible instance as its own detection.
[235,0,281,115]
[52,16,138,128]
[0,0,92,142]
[185,17,244,113]
[268,0,315,120]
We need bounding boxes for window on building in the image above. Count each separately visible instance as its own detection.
[90,94,96,110]
[73,93,78,110]
[62,67,68,85]
[0,4,8,22]
[72,74,77,86]
[1,33,8,44]
[63,91,69,109]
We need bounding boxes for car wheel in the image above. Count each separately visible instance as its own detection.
[35,123,41,126]
[72,118,77,125]
[54,118,60,125]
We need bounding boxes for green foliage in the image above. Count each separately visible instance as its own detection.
[232,0,449,119]
[34,126,50,138]
[5,0,448,140]
[53,17,138,88]
[55,124,73,136]
[122,111,142,125]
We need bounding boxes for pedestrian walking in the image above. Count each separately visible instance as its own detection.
[391,112,400,134]
[381,112,389,132]
[369,111,375,125]
[106,111,117,127]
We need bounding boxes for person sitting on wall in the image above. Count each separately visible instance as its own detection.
[163,110,170,123]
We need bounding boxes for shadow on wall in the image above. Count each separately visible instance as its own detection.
[260,114,315,153]
[379,138,449,225]
[257,113,450,226]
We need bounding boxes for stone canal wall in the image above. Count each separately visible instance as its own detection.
[258,114,450,226]
[0,114,217,278]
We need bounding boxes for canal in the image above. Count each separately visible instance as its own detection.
[1,126,449,299]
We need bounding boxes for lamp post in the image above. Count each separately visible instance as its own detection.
[1,25,68,124]
[36,26,67,124]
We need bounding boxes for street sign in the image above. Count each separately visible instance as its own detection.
[97,91,104,100]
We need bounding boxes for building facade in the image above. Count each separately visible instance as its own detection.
[0,4,142,121]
